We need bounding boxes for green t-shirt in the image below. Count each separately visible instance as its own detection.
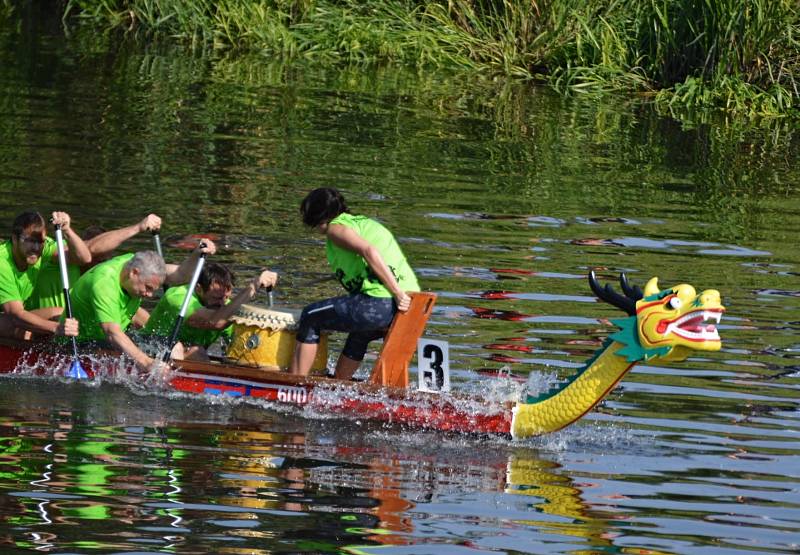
[25,260,81,310]
[0,237,58,306]
[326,213,419,298]
[70,253,141,342]
[141,284,232,348]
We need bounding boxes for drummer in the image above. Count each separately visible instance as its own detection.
[141,262,277,361]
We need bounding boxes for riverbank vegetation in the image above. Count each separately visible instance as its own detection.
[2,4,795,244]
[55,0,800,118]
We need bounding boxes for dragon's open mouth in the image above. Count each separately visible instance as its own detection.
[666,310,723,341]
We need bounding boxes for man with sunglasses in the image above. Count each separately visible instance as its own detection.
[0,211,91,339]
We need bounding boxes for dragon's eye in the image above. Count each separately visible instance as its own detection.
[668,296,682,310]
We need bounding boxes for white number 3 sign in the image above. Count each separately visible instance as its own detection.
[417,338,450,393]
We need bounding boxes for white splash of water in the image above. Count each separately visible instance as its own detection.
[480,366,525,403]
[524,368,560,398]
[305,379,512,432]
[10,345,182,394]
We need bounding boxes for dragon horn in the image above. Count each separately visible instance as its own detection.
[588,271,637,316]
[619,273,643,302]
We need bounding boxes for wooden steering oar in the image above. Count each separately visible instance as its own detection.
[54,224,88,380]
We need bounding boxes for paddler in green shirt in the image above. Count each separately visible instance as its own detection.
[141,262,278,360]
[0,211,91,340]
[68,240,216,372]
[26,214,163,310]
[289,187,419,379]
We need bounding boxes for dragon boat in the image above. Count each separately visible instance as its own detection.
[0,273,724,439]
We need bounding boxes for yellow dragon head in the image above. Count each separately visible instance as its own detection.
[635,277,724,361]
[589,272,725,362]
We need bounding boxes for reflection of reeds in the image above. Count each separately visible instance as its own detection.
[4,22,793,245]
[3,5,797,248]
[61,0,799,116]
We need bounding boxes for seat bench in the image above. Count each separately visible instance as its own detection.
[369,292,437,388]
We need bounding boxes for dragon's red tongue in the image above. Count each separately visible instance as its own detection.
[680,315,705,332]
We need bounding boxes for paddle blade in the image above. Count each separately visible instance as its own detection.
[67,359,89,380]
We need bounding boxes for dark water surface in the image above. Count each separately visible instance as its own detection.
[1,9,799,555]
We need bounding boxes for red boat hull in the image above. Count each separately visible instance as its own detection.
[0,340,513,436]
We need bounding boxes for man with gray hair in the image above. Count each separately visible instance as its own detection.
[68,241,215,372]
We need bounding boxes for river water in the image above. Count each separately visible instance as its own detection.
[1,8,799,555]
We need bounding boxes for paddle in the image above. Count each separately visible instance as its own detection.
[54,224,88,380]
[152,230,164,259]
[162,246,207,362]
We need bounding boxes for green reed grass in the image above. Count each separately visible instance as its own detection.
[60,0,800,117]
[1,0,17,23]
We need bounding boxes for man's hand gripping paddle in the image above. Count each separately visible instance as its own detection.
[54,224,88,379]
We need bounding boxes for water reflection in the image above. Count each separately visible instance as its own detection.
[505,456,617,551]
[1,361,799,554]
[4,396,493,530]
[2,394,615,552]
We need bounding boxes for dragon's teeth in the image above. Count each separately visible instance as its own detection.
[702,311,721,323]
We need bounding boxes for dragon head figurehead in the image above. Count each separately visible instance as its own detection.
[635,277,724,361]
[589,272,725,363]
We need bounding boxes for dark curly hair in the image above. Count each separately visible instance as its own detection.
[300,188,349,228]
[12,211,45,238]
[198,262,235,291]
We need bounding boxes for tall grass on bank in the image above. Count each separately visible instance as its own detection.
[60,0,800,117]
[543,0,799,115]
[0,1,18,24]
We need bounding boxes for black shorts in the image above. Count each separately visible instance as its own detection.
[295,293,396,361]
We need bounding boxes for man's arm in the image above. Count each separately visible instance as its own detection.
[131,307,150,328]
[101,321,155,370]
[51,212,92,266]
[85,214,162,260]
[2,300,77,336]
[164,240,217,286]
[186,270,278,330]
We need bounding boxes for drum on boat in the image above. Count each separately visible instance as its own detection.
[226,304,328,371]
